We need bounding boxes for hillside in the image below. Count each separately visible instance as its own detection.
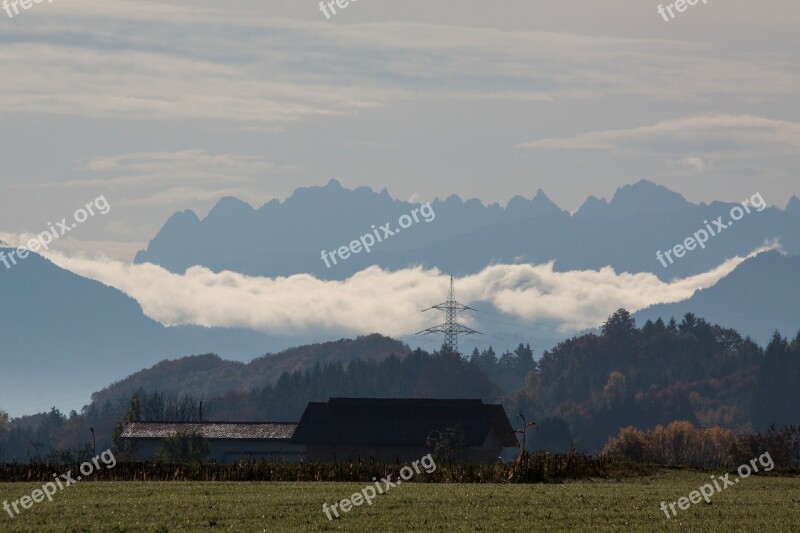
[635,251,800,345]
[510,309,773,451]
[89,334,410,406]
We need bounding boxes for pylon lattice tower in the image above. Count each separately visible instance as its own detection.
[415,276,480,354]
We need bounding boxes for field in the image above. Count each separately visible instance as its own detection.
[0,469,798,532]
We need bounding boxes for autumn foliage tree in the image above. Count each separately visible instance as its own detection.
[602,421,735,466]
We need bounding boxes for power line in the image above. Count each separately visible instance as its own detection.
[470,309,570,335]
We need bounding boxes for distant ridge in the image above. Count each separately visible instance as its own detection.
[89,334,409,408]
[635,251,800,344]
[134,179,800,282]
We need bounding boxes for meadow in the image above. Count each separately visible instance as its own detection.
[0,469,798,532]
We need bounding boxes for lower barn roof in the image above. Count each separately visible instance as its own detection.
[121,422,297,440]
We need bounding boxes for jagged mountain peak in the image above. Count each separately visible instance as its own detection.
[610,180,689,211]
[786,195,800,215]
[505,189,564,218]
[575,180,689,219]
[206,196,255,219]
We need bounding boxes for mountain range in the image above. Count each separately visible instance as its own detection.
[135,179,800,281]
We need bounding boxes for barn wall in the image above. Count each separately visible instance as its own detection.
[126,438,305,463]
[305,445,501,463]
[208,439,305,464]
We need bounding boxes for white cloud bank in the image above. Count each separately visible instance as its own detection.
[17,245,776,337]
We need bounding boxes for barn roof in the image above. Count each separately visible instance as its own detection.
[290,398,517,447]
[121,422,297,440]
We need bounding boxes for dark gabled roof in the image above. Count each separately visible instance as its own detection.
[121,422,296,440]
[290,398,517,447]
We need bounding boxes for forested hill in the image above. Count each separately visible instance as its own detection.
[510,309,800,451]
[205,349,503,422]
[90,335,409,407]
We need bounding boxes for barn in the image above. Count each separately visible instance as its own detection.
[290,398,518,463]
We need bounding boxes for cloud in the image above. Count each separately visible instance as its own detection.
[12,149,296,209]
[678,156,706,171]
[0,1,797,124]
[518,114,800,157]
[14,150,287,189]
[83,150,278,176]
[0,231,144,262]
[28,248,774,337]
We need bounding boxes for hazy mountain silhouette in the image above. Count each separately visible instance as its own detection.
[0,249,328,416]
[135,179,800,281]
[634,251,800,345]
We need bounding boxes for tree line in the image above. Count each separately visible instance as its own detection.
[2,310,800,462]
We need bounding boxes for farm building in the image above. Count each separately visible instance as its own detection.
[290,397,518,463]
[120,398,518,464]
[120,422,304,464]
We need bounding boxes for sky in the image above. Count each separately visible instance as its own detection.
[1,0,798,262]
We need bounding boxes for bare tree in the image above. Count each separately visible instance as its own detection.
[139,391,205,422]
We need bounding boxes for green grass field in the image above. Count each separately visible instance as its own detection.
[1,469,798,532]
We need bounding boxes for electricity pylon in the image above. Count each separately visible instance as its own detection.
[415,276,480,355]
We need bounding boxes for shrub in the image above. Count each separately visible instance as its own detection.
[153,431,210,464]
